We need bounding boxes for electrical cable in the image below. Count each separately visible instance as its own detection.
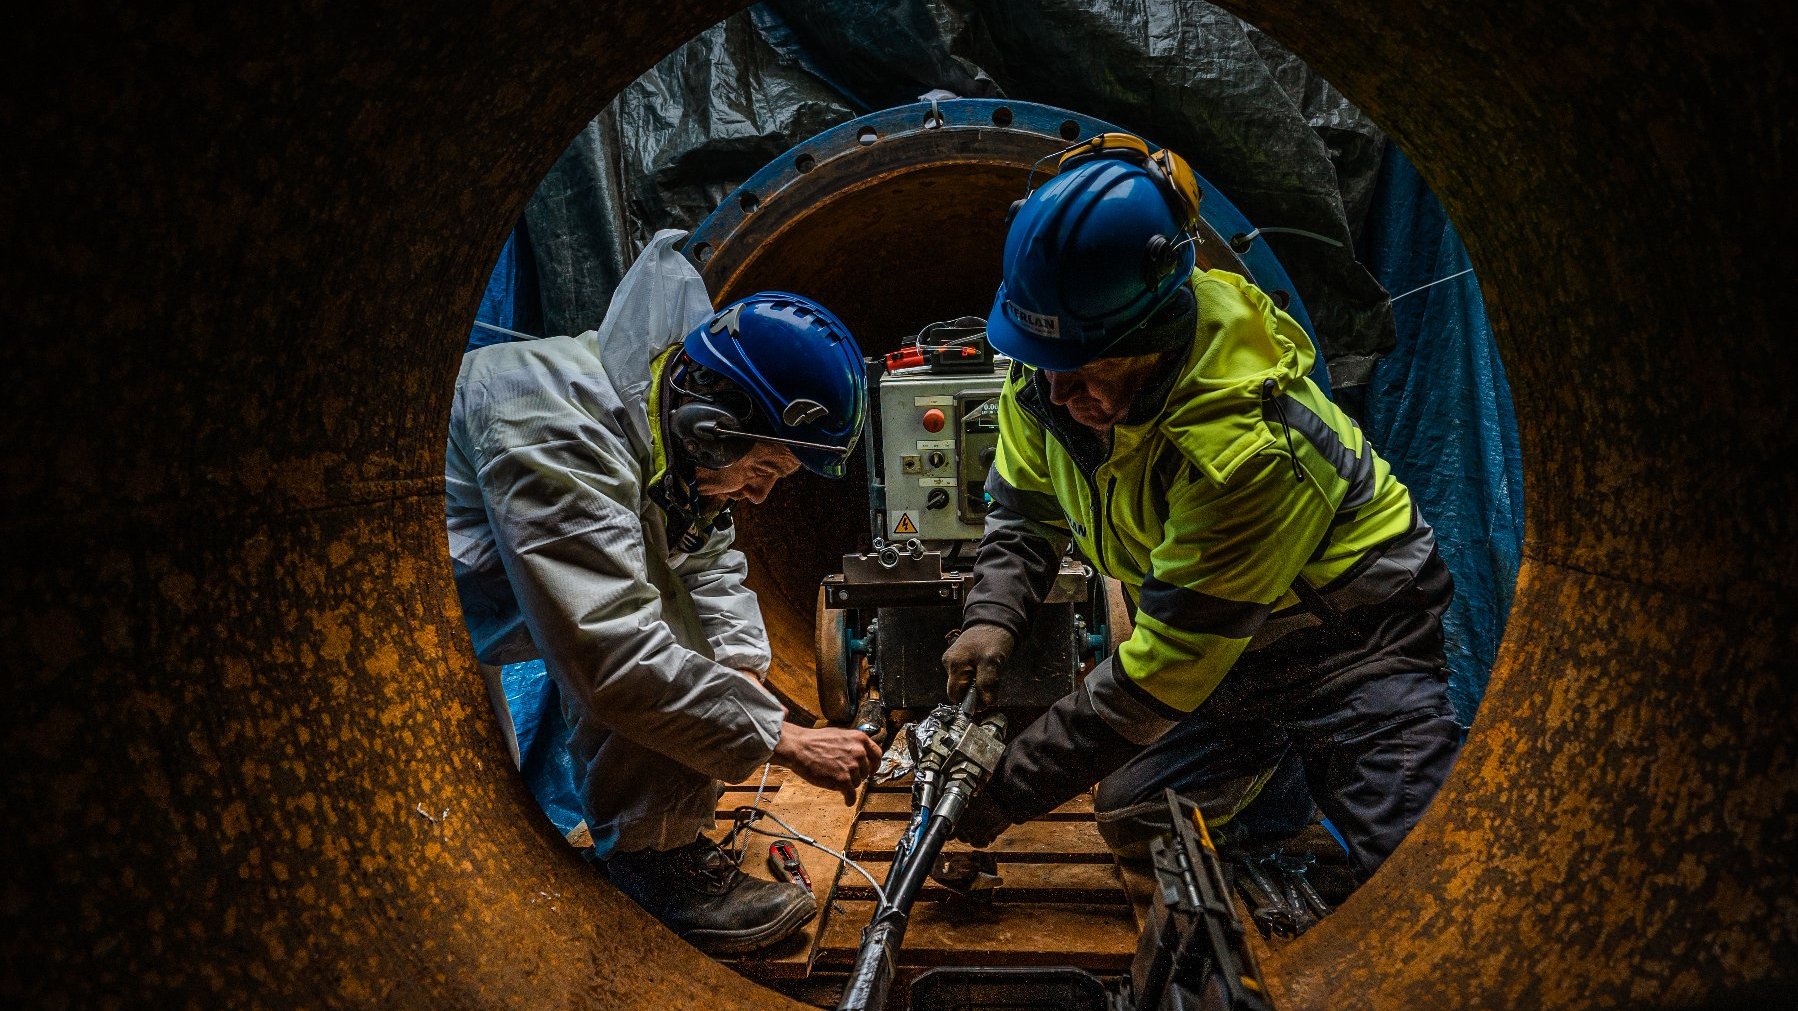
[725,762,775,866]
[728,805,891,908]
[914,316,988,352]
[470,319,540,341]
[1389,266,1476,303]
[1236,225,1345,249]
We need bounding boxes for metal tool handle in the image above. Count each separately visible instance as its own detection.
[852,692,885,738]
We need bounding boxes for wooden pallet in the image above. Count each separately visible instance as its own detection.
[713,772,1140,992]
[709,770,862,980]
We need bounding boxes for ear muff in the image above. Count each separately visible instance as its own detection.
[1057,132,1202,233]
[670,401,753,470]
[1143,233,1178,287]
[1006,197,1026,225]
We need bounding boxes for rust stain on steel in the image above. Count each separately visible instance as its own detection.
[3,1,800,1007]
[4,0,1794,1007]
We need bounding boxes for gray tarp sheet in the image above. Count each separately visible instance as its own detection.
[524,0,1393,387]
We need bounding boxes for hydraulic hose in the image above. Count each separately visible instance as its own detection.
[837,689,1001,1011]
[836,813,956,1011]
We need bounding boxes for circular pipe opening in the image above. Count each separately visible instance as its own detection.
[15,4,1787,1008]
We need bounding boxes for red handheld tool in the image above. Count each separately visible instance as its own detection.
[768,840,813,893]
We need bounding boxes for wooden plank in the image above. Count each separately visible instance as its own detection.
[814,900,1138,971]
[849,818,1113,863]
[839,860,1128,905]
[727,776,867,979]
[714,767,786,821]
[723,765,789,789]
[858,790,1093,821]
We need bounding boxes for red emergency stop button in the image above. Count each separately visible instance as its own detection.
[922,408,946,433]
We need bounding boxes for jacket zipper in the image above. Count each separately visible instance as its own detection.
[1097,475,1119,575]
[1020,371,1122,575]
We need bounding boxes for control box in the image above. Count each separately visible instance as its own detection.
[875,367,1005,542]
[813,326,1110,726]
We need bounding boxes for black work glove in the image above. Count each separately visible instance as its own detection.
[942,623,1016,710]
[952,787,1015,849]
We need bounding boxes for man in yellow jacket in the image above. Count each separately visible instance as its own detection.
[944,135,1459,881]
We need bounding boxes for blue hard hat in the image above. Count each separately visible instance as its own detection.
[681,292,867,478]
[987,156,1197,371]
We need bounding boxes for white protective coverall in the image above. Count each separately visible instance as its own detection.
[444,230,785,856]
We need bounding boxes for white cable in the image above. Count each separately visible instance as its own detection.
[730,805,891,909]
[724,762,777,867]
[749,762,773,812]
[471,319,539,340]
[1389,266,1476,303]
[1238,225,1345,249]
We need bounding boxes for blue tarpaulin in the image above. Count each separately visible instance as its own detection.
[466,224,541,351]
[499,660,594,850]
[1359,144,1526,728]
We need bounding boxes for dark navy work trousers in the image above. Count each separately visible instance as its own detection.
[1093,668,1462,879]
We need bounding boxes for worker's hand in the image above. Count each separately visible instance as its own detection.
[771,722,883,805]
[952,789,1014,849]
[942,623,1016,710]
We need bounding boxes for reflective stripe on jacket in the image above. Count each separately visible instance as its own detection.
[965,268,1444,744]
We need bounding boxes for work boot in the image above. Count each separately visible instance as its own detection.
[605,836,817,955]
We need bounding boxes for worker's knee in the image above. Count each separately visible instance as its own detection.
[1093,767,1275,861]
[1093,798,1175,860]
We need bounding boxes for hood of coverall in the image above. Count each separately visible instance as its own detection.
[580,228,716,483]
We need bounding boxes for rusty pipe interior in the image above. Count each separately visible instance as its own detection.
[3,1,1793,1008]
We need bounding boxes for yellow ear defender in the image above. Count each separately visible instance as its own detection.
[1056,132,1203,234]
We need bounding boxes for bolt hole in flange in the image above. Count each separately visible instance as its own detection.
[1060,119,1081,141]
[739,191,759,213]
[857,126,879,146]
[992,106,1013,127]
[691,242,713,263]
[795,152,816,173]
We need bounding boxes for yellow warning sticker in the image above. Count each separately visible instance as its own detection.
[892,512,919,535]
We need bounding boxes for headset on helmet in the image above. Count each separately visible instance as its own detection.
[668,292,867,478]
[988,132,1204,371]
[1058,133,1202,227]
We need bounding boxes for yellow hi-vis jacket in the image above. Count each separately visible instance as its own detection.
[965,269,1446,745]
